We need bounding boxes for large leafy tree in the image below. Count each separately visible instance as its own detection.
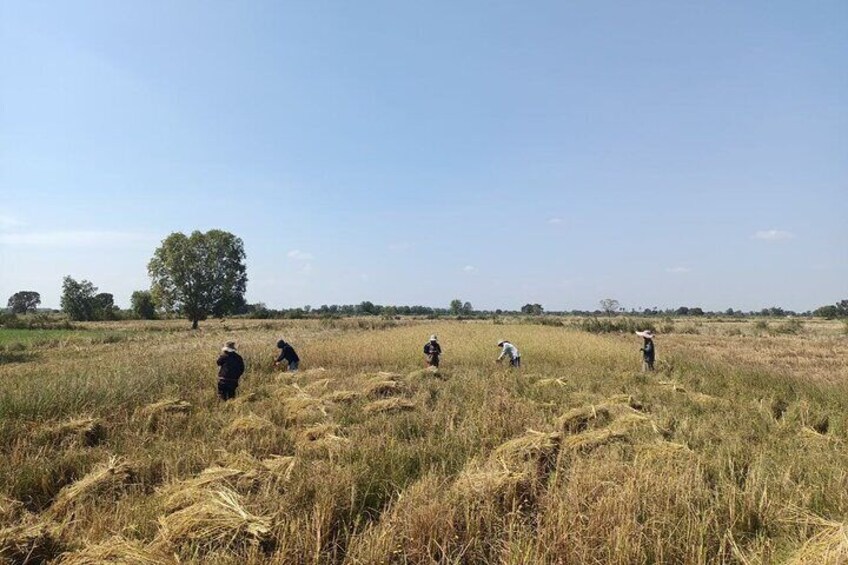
[148,230,247,329]
[60,276,99,321]
[7,291,41,314]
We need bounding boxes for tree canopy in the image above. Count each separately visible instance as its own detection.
[148,230,247,329]
[7,291,41,314]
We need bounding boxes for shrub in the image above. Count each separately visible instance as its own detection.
[772,319,803,335]
[580,317,655,334]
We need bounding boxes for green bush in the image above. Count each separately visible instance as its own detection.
[579,317,655,334]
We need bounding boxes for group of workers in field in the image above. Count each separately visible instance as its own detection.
[216,331,655,400]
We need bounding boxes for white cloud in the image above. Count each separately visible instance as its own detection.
[0,230,155,248]
[287,249,314,261]
[0,215,26,230]
[547,217,564,225]
[665,266,691,274]
[463,265,477,273]
[388,242,411,251]
[298,263,313,276]
[753,229,795,241]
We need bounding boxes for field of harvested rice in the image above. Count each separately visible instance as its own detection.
[1,318,846,564]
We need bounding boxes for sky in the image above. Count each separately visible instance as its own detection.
[1,1,846,312]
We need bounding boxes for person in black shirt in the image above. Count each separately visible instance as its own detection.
[635,330,655,371]
[423,335,441,367]
[275,339,300,372]
[216,341,245,400]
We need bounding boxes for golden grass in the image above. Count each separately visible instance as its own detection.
[2,318,848,563]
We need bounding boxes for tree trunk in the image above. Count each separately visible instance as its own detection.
[191,318,199,330]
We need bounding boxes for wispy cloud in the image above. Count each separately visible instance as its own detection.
[298,263,313,276]
[0,230,155,248]
[665,266,691,274]
[547,217,564,225]
[463,265,477,273]
[753,229,794,241]
[287,249,314,261]
[0,215,26,230]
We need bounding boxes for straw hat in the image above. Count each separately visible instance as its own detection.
[222,341,237,352]
[635,331,655,339]
[429,335,438,342]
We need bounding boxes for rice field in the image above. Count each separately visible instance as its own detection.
[1,318,847,564]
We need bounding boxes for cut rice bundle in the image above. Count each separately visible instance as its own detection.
[157,466,247,512]
[364,380,404,399]
[40,417,105,447]
[51,456,135,516]
[0,520,66,564]
[137,399,191,418]
[157,487,273,554]
[56,535,174,564]
[363,398,416,415]
[225,414,275,436]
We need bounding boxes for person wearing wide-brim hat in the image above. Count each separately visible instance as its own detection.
[423,335,442,367]
[635,330,655,371]
[216,341,245,400]
[496,340,521,368]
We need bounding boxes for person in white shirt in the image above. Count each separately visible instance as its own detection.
[496,340,521,368]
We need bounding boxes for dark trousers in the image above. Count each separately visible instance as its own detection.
[218,380,238,400]
[510,356,521,368]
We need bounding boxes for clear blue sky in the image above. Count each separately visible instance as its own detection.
[1,1,846,312]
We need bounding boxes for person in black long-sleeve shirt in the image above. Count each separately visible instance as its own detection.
[635,330,656,371]
[216,341,245,400]
[274,339,300,372]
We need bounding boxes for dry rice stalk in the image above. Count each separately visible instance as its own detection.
[407,367,442,380]
[452,464,534,508]
[534,378,568,387]
[41,417,105,447]
[157,486,272,554]
[562,428,628,454]
[301,367,327,376]
[556,405,612,434]
[0,495,25,523]
[658,380,686,393]
[157,466,246,512]
[363,398,416,415]
[0,520,66,564]
[304,379,331,394]
[225,414,275,436]
[136,399,191,418]
[492,430,562,475]
[325,390,362,404]
[261,456,297,481]
[282,396,327,424]
[56,535,175,564]
[364,380,404,399]
[607,394,646,411]
[297,424,341,444]
[376,371,403,379]
[232,390,270,405]
[782,507,848,564]
[51,456,135,516]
